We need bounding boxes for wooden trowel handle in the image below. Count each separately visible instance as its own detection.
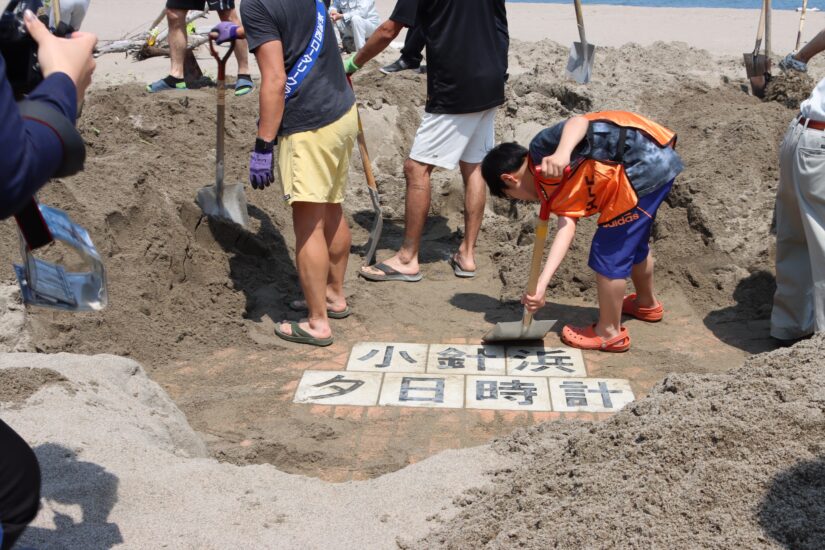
[574,0,587,45]
[797,0,808,52]
[521,217,550,329]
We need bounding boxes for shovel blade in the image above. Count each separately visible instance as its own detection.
[482,319,558,343]
[566,41,596,84]
[196,183,250,228]
[744,53,770,98]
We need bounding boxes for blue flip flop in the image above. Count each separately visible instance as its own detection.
[146,78,187,93]
[234,77,254,96]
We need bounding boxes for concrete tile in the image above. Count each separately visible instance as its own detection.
[505,346,587,377]
[379,373,465,409]
[548,378,635,413]
[465,375,552,412]
[346,342,429,373]
[426,344,506,375]
[293,370,382,406]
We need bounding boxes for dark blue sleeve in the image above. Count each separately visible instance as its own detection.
[0,55,78,220]
[529,120,589,166]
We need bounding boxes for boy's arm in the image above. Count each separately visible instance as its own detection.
[538,116,589,179]
[522,215,578,312]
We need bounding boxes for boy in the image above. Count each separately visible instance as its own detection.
[481,111,683,352]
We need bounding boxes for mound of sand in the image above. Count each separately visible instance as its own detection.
[419,333,825,549]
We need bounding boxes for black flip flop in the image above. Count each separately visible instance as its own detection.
[359,261,423,282]
[274,321,333,347]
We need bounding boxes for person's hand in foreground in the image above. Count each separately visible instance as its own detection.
[24,9,96,101]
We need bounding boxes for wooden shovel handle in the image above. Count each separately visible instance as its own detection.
[573,0,587,45]
[796,0,808,52]
[346,76,379,193]
[765,0,772,60]
[754,0,766,55]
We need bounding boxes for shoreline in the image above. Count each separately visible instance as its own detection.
[505,0,819,11]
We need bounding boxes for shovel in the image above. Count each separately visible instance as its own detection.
[744,0,771,98]
[483,169,570,343]
[347,76,383,267]
[565,0,595,85]
[195,36,250,228]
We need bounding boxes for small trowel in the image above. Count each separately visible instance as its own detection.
[483,195,559,343]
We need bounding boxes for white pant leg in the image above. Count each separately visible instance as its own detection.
[348,15,378,51]
[796,126,825,333]
[772,120,825,338]
[49,0,89,30]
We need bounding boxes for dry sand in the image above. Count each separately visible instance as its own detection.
[1,1,825,547]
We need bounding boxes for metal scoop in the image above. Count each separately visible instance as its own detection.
[196,36,250,228]
[565,0,595,85]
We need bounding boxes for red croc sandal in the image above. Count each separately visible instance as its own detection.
[561,324,631,353]
[622,293,664,323]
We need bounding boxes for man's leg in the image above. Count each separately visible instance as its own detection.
[381,25,425,73]
[219,9,250,75]
[279,202,333,340]
[0,420,41,550]
[167,8,189,79]
[772,121,816,339]
[360,159,434,277]
[400,25,425,65]
[324,203,351,311]
[796,127,825,334]
[455,161,486,272]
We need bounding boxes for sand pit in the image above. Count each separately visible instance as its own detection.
[419,333,825,549]
[0,37,820,485]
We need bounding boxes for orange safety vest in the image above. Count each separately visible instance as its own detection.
[532,111,677,225]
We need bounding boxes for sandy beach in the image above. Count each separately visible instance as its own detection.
[2,0,825,548]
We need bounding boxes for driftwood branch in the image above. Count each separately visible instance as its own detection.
[95,11,208,57]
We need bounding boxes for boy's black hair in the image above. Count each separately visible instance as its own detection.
[481,142,529,198]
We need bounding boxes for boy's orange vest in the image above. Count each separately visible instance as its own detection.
[531,111,677,225]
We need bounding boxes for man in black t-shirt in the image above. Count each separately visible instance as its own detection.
[345,0,509,283]
[237,0,358,347]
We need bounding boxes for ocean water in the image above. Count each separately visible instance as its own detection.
[507,0,825,10]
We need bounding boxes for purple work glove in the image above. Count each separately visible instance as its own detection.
[211,21,239,44]
[249,151,274,190]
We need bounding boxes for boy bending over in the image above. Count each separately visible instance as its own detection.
[481,111,683,352]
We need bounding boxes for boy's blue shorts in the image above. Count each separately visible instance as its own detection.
[588,179,674,280]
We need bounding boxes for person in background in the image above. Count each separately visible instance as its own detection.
[380,24,424,74]
[329,0,379,53]
[146,0,253,95]
[346,0,509,283]
[238,0,357,347]
[771,40,825,342]
[0,10,97,548]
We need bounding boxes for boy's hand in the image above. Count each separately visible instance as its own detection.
[539,152,571,179]
[522,289,547,313]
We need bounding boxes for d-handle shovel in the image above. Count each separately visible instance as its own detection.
[565,0,595,85]
[483,168,570,343]
[347,76,383,267]
[744,0,771,98]
[195,35,250,228]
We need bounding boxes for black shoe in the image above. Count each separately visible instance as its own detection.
[380,57,420,74]
[418,64,427,74]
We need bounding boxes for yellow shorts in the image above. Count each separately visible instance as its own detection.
[278,105,358,205]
